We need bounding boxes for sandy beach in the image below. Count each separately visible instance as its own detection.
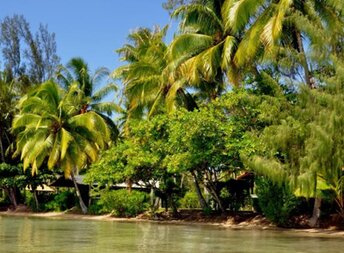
[1,210,343,238]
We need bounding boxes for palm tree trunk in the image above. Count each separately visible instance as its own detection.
[0,135,5,163]
[33,189,39,210]
[309,197,321,227]
[71,172,88,214]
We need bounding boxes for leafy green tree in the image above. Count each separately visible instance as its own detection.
[0,163,23,208]
[0,73,17,163]
[86,115,186,215]
[165,84,277,212]
[247,78,344,226]
[0,15,60,85]
[12,81,111,213]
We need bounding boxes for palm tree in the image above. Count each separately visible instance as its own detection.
[169,0,344,94]
[114,26,198,123]
[12,81,111,213]
[223,0,344,88]
[56,57,119,138]
[114,27,167,119]
[167,0,242,103]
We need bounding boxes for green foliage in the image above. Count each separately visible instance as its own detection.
[44,191,76,212]
[180,191,200,209]
[87,200,104,215]
[99,189,148,217]
[24,191,37,211]
[0,15,60,84]
[0,76,17,163]
[256,178,299,226]
[0,163,25,188]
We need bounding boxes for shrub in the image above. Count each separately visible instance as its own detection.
[24,191,37,210]
[256,178,299,226]
[180,191,200,209]
[44,190,77,211]
[88,199,104,215]
[99,189,148,217]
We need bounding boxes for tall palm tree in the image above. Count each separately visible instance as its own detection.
[56,58,119,138]
[114,27,167,119]
[12,81,111,213]
[167,0,242,104]
[114,26,198,123]
[223,0,344,87]
[169,0,344,94]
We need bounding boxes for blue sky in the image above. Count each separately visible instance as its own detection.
[0,0,173,74]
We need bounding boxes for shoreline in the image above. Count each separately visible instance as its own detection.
[1,211,344,237]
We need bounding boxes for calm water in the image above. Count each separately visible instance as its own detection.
[0,216,343,253]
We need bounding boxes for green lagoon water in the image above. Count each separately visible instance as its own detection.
[0,216,343,253]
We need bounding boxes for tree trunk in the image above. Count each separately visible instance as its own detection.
[206,183,226,213]
[5,187,18,209]
[71,172,88,214]
[126,178,132,192]
[204,170,226,213]
[191,171,208,209]
[309,197,321,227]
[150,187,155,207]
[0,136,5,163]
[32,189,39,210]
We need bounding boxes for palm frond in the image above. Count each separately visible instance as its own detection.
[48,135,60,169]
[166,79,186,113]
[167,33,213,62]
[91,102,122,116]
[260,0,293,49]
[223,0,265,34]
[60,128,73,160]
[92,83,118,102]
[233,7,271,67]
[172,4,223,35]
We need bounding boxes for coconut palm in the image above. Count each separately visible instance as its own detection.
[12,81,111,213]
[114,26,198,122]
[223,0,344,87]
[114,27,167,119]
[56,57,119,115]
[166,0,242,105]
[56,57,119,139]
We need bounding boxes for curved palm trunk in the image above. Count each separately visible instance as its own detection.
[71,172,88,214]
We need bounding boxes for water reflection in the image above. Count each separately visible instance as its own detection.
[0,216,343,253]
